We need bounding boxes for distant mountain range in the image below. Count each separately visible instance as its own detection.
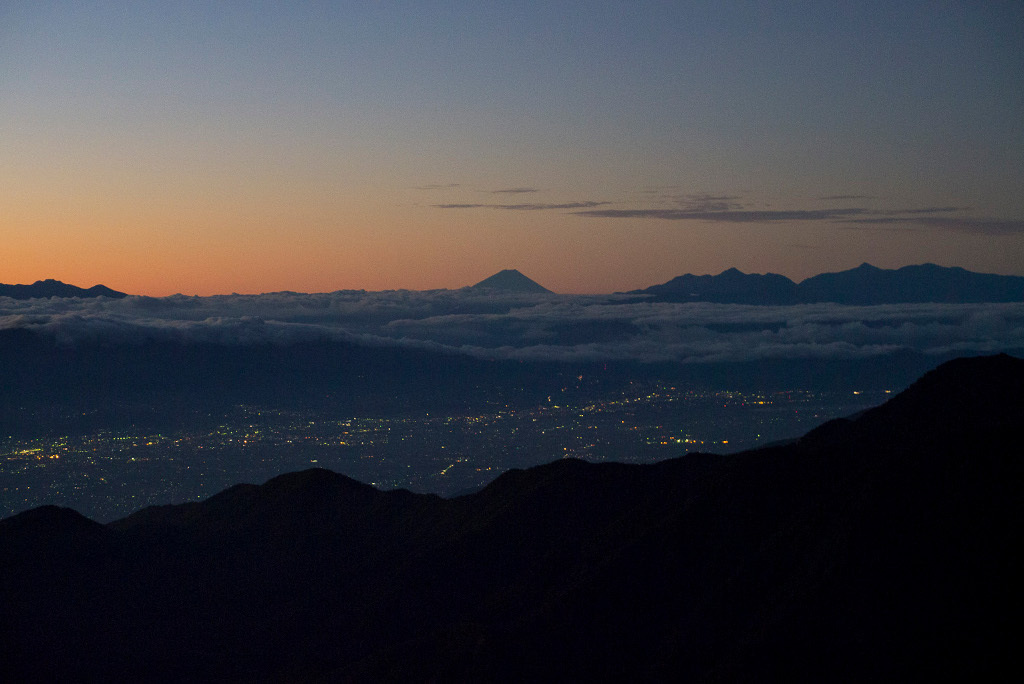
[0,278,126,299]
[2,353,1021,681]
[630,262,1024,304]
[5,264,1023,302]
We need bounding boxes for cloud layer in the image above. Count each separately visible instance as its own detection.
[3,290,1022,364]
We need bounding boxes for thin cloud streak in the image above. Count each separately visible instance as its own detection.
[435,201,611,211]
[839,217,1024,235]
[573,203,1023,235]
[878,207,967,215]
[818,194,874,201]
[574,208,869,221]
[425,188,1022,237]
[673,194,744,212]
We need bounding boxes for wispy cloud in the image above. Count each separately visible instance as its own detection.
[574,208,868,221]
[839,216,1024,235]
[435,201,611,211]
[414,183,461,190]
[573,200,1022,235]
[675,193,744,212]
[499,201,611,211]
[425,187,1020,235]
[818,194,874,201]
[490,187,539,194]
[628,190,743,210]
[875,206,968,215]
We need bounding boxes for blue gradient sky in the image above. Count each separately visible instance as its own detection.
[3,1,1023,295]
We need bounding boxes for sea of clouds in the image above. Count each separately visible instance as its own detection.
[2,290,1023,364]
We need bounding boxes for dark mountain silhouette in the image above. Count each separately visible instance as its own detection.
[0,278,127,299]
[470,268,552,293]
[798,261,1024,303]
[631,262,1024,304]
[635,266,799,304]
[1,354,1021,681]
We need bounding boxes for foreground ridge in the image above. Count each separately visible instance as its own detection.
[1,354,1021,681]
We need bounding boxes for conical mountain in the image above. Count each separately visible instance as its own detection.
[470,269,551,293]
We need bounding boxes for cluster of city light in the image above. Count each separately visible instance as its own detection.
[1,385,890,521]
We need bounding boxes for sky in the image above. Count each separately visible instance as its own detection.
[3,1,1023,296]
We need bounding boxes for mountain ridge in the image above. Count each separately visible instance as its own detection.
[6,263,1022,301]
[1,353,1021,681]
[0,278,127,299]
[631,262,1024,304]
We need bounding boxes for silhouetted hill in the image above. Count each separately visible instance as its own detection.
[1,354,1021,681]
[798,262,1024,304]
[0,278,127,299]
[470,268,552,293]
[631,262,1024,303]
[636,266,799,304]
